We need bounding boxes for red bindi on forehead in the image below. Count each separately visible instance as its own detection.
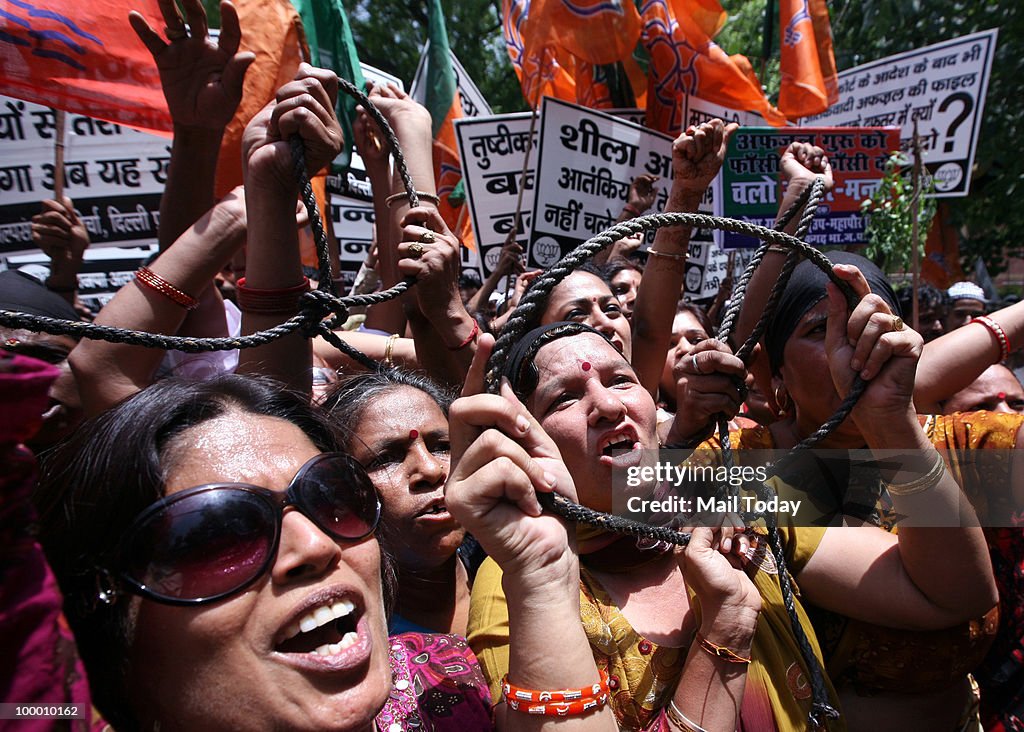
[409,429,419,440]
[581,361,591,371]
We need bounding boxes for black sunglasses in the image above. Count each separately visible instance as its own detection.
[95,453,381,606]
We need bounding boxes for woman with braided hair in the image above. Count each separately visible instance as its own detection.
[445,259,996,730]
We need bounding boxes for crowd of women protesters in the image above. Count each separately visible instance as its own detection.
[4,2,1024,731]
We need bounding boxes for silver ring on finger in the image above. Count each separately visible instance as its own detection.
[690,354,704,375]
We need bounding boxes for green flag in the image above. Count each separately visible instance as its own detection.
[290,0,365,173]
[423,0,458,140]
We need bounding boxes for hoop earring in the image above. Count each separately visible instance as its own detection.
[774,385,791,417]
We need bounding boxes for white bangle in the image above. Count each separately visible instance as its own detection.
[666,701,711,732]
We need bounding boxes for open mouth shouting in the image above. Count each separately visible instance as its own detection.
[597,425,645,469]
[274,590,374,672]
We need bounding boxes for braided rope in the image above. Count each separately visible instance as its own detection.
[8,114,852,723]
[483,181,843,724]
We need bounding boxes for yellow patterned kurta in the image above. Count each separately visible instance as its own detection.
[468,525,839,731]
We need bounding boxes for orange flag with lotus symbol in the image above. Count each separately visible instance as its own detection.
[640,0,786,134]
[778,0,838,118]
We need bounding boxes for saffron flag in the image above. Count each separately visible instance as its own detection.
[289,0,365,173]
[541,0,641,67]
[639,0,785,134]
[416,0,475,249]
[502,0,576,107]
[778,0,838,118]
[0,0,171,132]
[502,0,643,109]
[214,0,304,197]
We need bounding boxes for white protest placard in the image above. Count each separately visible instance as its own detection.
[328,195,375,291]
[529,98,674,269]
[454,112,537,277]
[0,94,168,257]
[800,29,997,196]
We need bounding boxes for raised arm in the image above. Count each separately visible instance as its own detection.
[447,338,615,731]
[236,65,343,394]
[914,299,1024,412]
[631,120,737,396]
[130,0,253,346]
[129,0,253,249]
[797,265,997,629]
[593,173,659,266]
[396,206,479,386]
[734,143,833,411]
[466,240,524,317]
[354,84,406,336]
[31,197,91,316]
[68,190,246,416]
[362,83,438,337]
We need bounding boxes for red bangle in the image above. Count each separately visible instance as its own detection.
[506,694,610,716]
[134,266,199,310]
[502,669,609,703]
[502,669,610,716]
[971,316,1011,360]
[448,319,480,351]
[236,276,311,315]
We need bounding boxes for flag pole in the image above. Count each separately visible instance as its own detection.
[761,0,775,85]
[910,121,922,332]
[501,106,539,297]
[53,109,66,202]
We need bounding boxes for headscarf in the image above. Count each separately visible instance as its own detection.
[500,321,614,400]
[765,251,901,374]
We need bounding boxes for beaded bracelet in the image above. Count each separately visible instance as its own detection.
[384,191,441,208]
[971,315,1011,361]
[666,701,711,732]
[697,634,751,664]
[448,319,479,351]
[886,450,946,497]
[135,266,199,310]
[235,277,310,315]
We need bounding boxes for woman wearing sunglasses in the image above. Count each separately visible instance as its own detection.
[28,374,492,730]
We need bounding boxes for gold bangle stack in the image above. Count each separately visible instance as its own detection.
[886,450,946,497]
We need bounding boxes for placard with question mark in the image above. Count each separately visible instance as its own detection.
[801,28,998,197]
